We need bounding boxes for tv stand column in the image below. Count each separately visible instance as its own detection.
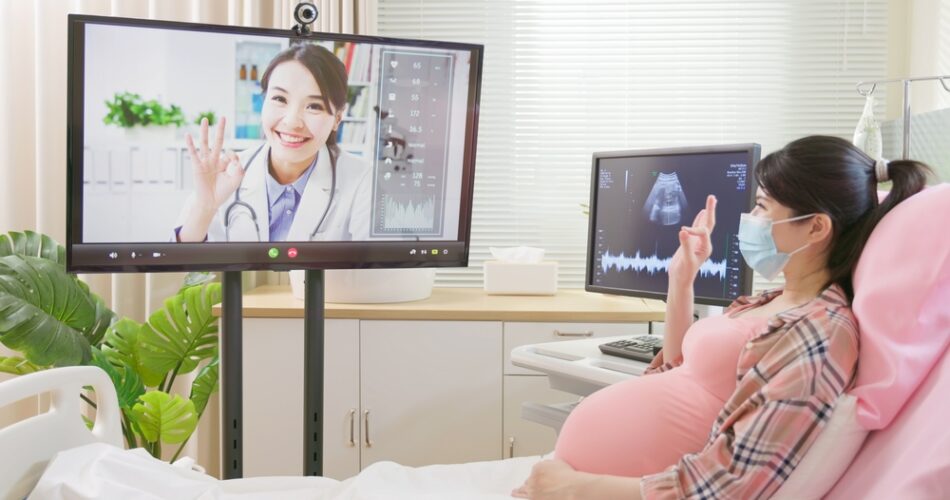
[221,269,328,479]
[304,269,326,476]
[221,271,243,479]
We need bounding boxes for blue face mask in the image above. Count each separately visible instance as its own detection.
[738,212,816,280]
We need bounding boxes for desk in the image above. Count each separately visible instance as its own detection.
[216,286,665,322]
[212,286,664,477]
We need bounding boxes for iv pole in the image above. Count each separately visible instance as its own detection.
[855,75,950,160]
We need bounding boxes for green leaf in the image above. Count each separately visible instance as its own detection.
[0,230,65,264]
[181,272,216,292]
[190,357,219,416]
[0,255,94,366]
[103,92,184,129]
[0,232,114,348]
[139,283,221,377]
[86,293,118,347]
[90,347,145,411]
[132,391,198,445]
[0,356,43,375]
[101,318,163,388]
[82,414,94,430]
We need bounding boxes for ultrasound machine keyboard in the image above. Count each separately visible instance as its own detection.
[598,335,664,363]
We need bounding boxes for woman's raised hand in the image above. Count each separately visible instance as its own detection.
[669,194,717,285]
[185,117,244,215]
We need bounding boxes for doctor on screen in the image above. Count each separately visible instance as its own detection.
[174,43,371,243]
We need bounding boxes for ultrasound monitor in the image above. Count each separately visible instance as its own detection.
[585,144,760,306]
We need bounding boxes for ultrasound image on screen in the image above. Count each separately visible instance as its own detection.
[591,150,752,302]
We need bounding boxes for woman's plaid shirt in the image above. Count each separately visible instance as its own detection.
[640,284,859,499]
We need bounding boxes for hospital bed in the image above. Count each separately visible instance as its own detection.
[2,185,948,499]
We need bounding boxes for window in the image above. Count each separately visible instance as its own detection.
[377,0,890,291]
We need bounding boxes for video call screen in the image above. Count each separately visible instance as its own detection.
[587,146,759,306]
[67,16,482,272]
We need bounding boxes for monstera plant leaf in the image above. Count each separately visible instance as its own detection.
[0,356,41,376]
[0,231,115,351]
[180,272,216,291]
[131,391,198,445]
[90,347,145,412]
[0,255,98,366]
[0,230,65,263]
[189,357,219,416]
[139,283,221,377]
[101,318,164,388]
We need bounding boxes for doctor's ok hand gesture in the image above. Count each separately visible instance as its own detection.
[669,194,717,286]
[178,117,245,242]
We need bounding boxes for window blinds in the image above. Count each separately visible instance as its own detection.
[376,0,890,291]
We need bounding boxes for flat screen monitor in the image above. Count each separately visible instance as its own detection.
[67,15,482,273]
[585,144,760,306]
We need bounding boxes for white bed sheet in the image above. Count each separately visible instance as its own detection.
[29,443,543,500]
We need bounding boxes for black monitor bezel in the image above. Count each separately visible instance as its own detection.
[66,14,483,274]
[584,144,761,307]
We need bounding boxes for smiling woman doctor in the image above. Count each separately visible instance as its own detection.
[174,43,371,243]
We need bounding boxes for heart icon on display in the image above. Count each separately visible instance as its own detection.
[391,60,398,68]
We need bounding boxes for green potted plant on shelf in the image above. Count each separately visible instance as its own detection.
[0,230,220,461]
[194,111,217,127]
[103,91,186,144]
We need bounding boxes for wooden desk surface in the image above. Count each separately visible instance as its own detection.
[214,286,666,322]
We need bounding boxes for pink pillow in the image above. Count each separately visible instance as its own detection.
[848,183,950,430]
[826,295,950,498]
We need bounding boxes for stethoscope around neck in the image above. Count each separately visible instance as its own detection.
[223,143,338,242]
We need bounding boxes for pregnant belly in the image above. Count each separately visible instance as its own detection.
[554,370,724,477]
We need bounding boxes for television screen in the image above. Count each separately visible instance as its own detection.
[586,144,760,306]
[67,15,482,273]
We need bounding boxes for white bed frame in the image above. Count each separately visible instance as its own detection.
[0,366,122,500]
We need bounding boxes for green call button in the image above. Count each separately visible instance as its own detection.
[268,247,280,259]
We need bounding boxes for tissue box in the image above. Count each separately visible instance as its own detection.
[483,260,558,295]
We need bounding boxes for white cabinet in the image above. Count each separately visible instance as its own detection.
[242,318,502,480]
[359,320,502,468]
[243,318,362,479]
[233,287,664,480]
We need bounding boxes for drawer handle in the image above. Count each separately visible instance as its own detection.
[348,409,356,447]
[364,410,373,447]
[554,329,593,337]
[509,436,515,458]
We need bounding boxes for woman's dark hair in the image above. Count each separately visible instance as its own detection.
[754,135,932,301]
[260,43,348,154]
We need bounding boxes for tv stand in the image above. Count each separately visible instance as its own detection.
[221,269,327,479]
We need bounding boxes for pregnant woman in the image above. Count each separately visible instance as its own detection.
[514,135,932,499]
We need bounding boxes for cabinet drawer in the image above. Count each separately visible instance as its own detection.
[504,322,648,375]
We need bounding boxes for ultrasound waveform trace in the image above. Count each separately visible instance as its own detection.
[642,172,689,226]
[599,249,728,281]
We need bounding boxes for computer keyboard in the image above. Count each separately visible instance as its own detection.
[598,335,663,363]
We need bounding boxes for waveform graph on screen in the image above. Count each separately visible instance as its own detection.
[374,194,439,235]
[597,247,728,282]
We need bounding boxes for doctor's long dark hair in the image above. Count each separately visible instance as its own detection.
[260,43,348,162]
[754,135,932,302]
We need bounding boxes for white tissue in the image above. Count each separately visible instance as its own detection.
[489,246,545,263]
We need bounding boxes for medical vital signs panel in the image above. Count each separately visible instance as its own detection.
[373,49,456,237]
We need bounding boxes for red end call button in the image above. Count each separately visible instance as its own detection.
[288,248,298,258]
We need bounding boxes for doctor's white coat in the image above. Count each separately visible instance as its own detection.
[174,143,372,242]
